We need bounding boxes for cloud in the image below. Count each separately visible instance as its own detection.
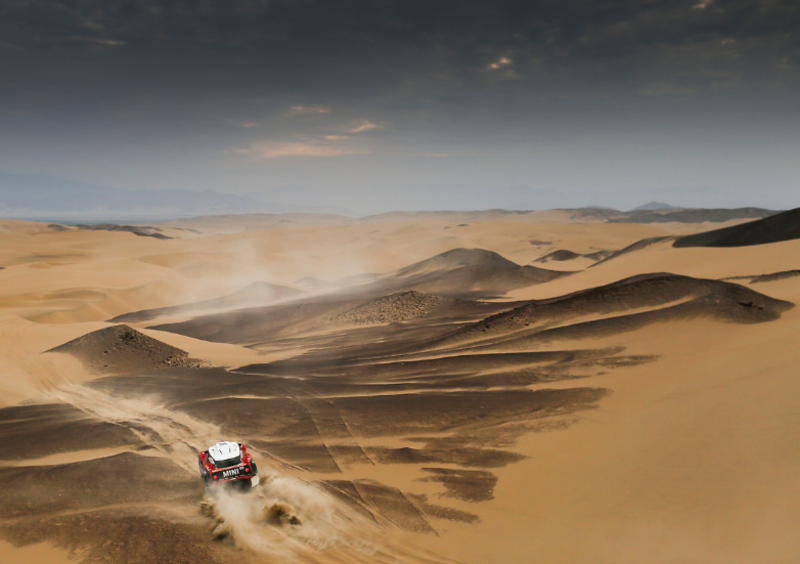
[66,36,126,46]
[2,0,798,114]
[236,141,367,158]
[286,105,330,116]
[2,0,800,212]
[489,56,512,70]
[346,119,379,133]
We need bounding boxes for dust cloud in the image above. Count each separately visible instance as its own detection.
[40,385,413,562]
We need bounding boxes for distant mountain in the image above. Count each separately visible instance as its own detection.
[160,207,779,231]
[611,207,777,224]
[631,201,678,211]
[0,173,353,219]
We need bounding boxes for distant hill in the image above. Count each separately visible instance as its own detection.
[162,212,353,233]
[673,207,800,248]
[155,207,779,231]
[631,202,679,211]
[0,173,352,219]
[611,207,777,224]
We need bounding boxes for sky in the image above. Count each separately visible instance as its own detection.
[1,0,799,215]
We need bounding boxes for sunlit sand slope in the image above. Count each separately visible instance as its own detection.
[0,210,798,563]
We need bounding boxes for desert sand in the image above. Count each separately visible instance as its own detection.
[0,210,798,563]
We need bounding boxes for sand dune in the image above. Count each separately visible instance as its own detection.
[674,206,800,247]
[397,248,520,274]
[534,248,583,262]
[74,223,174,239]
[1,213,799,563]
[610,206,776,224]
[332,291,465,324]
[151,298,368,344]
[533,248,610,271]
[47,324,202,373]
[111,281,301,323]
[747,269,800,284]
[353,247,571,297]
[440,273,793,348]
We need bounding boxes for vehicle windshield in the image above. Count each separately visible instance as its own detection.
[213,455,242,468]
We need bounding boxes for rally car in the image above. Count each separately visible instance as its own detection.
[198,441,259,488]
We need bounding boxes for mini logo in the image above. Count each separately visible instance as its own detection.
[222,469,238,478]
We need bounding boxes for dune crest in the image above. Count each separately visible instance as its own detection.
[674,206,800,247]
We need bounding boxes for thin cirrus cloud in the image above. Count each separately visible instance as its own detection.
[66,36,126,46]
[2,0,798,211]
[346,119,379,133]
[236,141,367,158]
[286,105,330,116]
[489,56,512,70]
[232,115,379,158]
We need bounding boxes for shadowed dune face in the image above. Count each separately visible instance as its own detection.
[397,248,521,275]
[440,273,793,349]
[332,291,464,324]
[418,468,497,502]
[1,217,799,563]
[610,207,777,224]
[278,246,573,300]
[0,452,198,518]
[110,281,302,323]
[388,248,570,297]
[175,388,608,440]
[591,236,675,266]
[150,298,373,344]
[143,247,572,347]
[46,324,203,373]
[748,270,800,284]
[0,403,142,460]
[673,206,800,248]
[1,510,224,564]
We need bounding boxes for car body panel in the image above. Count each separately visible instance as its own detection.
[199,441,258,487]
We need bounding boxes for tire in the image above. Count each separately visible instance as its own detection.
[199,453,211,486]
[251,461,258,477]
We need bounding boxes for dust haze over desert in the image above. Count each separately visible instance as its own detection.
[2,1,800,564]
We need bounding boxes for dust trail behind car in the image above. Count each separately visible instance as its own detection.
[41,384,454,564]
[46,384,218,473]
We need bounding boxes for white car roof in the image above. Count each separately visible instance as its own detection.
[208,441,241,461]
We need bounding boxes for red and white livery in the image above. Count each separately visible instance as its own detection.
[198,441,259,488]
